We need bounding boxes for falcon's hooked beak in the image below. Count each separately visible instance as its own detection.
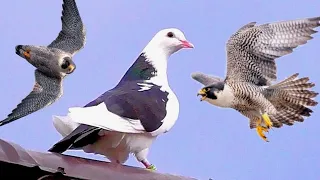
[197,88,209,101]
[66,64,76,74]
[180,40,194,48]
[15,45,31,60]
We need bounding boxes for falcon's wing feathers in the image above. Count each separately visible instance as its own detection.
[225,16,320,86]
[0,70,62,126]
[48,0,86,55]
[191,72,224,86]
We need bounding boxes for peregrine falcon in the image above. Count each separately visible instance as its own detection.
[48,28,194,170]
[192,16,319,142]
[0,0,86,126]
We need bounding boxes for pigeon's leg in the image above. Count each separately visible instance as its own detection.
[256,119,269,142]
[141,159,157,171]
[135,148,156,171]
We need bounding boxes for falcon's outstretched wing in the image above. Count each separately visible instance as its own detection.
[0,70,62,126]
[48,0,86,55]
[225,16,320,86]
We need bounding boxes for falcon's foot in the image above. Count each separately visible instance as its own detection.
[261,113,273,129]
[255,119,269,142]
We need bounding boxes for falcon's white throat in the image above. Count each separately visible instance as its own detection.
[205,84,235,108]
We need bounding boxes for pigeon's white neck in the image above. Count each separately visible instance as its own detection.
[142,44,171,86]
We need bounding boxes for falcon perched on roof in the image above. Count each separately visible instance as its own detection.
[49,28,194,170]
[0,0,86,126]
[192,16,320,142]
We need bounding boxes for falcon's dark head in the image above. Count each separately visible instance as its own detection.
[197,82,225,101]
[15,45,76,78]
[59,57,76,75]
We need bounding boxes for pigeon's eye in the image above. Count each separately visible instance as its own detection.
[61,60,70,69]
[167,32,174,38]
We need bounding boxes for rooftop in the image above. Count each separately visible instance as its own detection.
[0,138,197,180]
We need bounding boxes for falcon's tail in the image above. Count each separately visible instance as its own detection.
[265,73,318,127]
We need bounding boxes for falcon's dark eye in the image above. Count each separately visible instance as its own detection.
[167,32,174,38]
[61,60,70,69]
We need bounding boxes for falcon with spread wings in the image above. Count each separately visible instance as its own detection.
[193,17,319,141]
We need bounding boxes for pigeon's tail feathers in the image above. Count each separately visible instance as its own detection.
[49,123,101,153]
[53,115,79,137]
[68,103,146,133]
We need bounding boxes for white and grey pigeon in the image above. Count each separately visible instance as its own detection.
[0,0,86,126]
[48,28,194,170]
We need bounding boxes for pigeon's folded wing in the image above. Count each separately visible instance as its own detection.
[68,87,169,133]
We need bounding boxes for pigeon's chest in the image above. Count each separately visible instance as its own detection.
[150,87,179,136]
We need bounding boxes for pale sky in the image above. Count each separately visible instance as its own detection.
[0,0,319,180]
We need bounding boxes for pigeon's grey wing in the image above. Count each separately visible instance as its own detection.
[0,70,62,126]
[48,0,86,55]
[225,16,320,86]
[191,72,224,86]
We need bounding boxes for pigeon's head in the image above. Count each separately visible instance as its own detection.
[147,28,194,55]
[197,82,225,102]
[15,45,76,78]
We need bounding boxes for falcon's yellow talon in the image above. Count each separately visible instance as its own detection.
[255,119,269,142]
[256,125,269,142]
[261,126,269,133]
[261,113,273,129]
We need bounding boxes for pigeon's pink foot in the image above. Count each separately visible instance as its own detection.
[141,160,157,171]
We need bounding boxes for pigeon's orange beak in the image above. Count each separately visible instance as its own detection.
[180,40,194,48]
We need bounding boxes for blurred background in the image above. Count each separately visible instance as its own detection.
[0,0,319,179]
